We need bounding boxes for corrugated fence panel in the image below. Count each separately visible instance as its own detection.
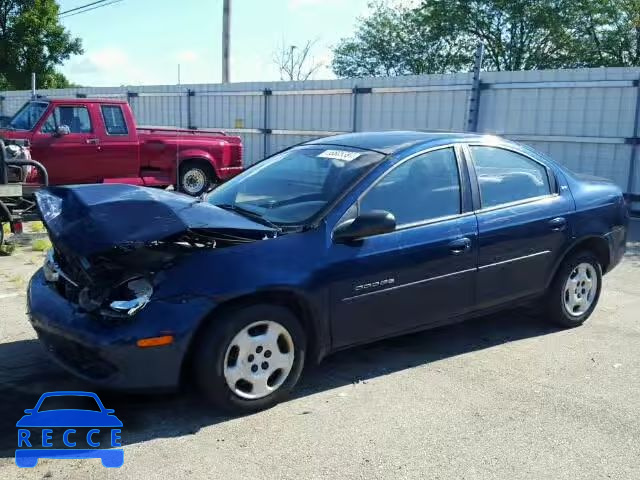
[2,67,640,195]
[358,89,469,131]
[192,93,264,129]
[269,92,353,132]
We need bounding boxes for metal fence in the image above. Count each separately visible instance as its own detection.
[1,67,639,200]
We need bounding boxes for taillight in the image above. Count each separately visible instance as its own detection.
[11,221,23,234]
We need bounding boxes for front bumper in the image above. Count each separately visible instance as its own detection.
[27,269,215,390]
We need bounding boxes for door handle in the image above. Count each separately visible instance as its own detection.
[549,217,567,231]
[86,138,100,145]
[449,237,471,255]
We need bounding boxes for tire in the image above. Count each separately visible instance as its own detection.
[179,161,217,197]
[546,251,603,328]
[194,304,306,413]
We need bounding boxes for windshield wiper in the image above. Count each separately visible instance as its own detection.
[215,204,282,231]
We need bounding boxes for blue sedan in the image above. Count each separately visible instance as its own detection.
[27,131,628,412]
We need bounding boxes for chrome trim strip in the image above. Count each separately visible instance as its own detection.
[478,250,552,270]
[342,267,476,302]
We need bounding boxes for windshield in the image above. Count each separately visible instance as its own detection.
[208,145,384,226]
[8,101,49,131]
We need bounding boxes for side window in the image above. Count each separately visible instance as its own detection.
[41,113,56,134]
[40,106,92,134]
[101,105,128,135]
[470,146,551,209]
[359,148,461,226]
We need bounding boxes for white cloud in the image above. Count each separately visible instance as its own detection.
[176,50,200,63]
[63,47,156,86]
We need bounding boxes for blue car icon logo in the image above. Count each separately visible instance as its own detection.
[16,391,123,468]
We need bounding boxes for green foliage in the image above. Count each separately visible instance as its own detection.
[0,0,82,89]
[31,237,51,251]
[332,2,473,77]
[29,221,44,233]
[332,0,640,77]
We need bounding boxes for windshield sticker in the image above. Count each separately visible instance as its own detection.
[317,150,361,161]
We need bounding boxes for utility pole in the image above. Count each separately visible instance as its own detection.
[222,0,230,83]
[31,73,36,99]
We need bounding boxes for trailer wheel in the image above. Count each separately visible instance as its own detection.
[179,161,217,197]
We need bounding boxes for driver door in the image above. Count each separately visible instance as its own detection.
[30,104,100,185]
[327,146,478,348]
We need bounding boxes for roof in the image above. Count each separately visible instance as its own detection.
[34,97,127,105]
[307,131,486,154]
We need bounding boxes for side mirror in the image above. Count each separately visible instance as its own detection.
[23,409,33,414]
[333,210,396,243]
[55,125,71,137]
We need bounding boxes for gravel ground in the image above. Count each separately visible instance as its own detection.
[0,220,638,480]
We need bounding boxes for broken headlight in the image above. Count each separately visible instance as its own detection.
[107,277,153,317]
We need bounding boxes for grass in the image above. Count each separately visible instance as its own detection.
[31,238,52,252]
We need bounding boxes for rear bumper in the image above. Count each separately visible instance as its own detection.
[27,269,214,391]
[217,166,243,180]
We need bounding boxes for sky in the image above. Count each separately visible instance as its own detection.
[57,0,374,87]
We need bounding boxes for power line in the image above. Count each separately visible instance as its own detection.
[59,0,123,19]
[59,0,108,16]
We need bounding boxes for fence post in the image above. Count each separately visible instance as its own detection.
[466,43,485,132]
[626,78,640,198]
[262,88,272,159]
[352,86,372,132]
[187,89,196,129]
[352,85,359,132]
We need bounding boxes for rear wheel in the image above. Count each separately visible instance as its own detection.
[179,161,217,196]
[546,252,602,327]
[194,304,306,413]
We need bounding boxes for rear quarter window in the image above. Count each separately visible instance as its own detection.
[470,146,551,209]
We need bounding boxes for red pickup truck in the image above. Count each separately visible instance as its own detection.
[0,98,243,196]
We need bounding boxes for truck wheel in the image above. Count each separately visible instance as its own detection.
[194,304,306,413]
[179,162,216,197]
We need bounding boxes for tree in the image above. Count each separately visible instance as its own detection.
[332,2,473,77]
[273,39,324,81]
[332,0,640,77]
[0,0,82,90]
[568,0,640,67]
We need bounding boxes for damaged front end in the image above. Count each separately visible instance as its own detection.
[36,184,277,319]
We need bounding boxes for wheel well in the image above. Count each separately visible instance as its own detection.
[180,158,217,180]
[562,236,610,273]
[180,290,319,385]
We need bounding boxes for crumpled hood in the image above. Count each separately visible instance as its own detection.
[35,184,276,257]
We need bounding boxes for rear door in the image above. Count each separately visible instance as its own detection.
[329,146,478,348]
[465,144,574,309]
[93,104,139,181]
[30,104,100,185]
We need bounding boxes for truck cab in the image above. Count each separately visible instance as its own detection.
[0,98,243,195]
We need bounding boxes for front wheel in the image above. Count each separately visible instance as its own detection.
[546,252,603,328]
[179,163,216,197]
[194,304,306,413]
